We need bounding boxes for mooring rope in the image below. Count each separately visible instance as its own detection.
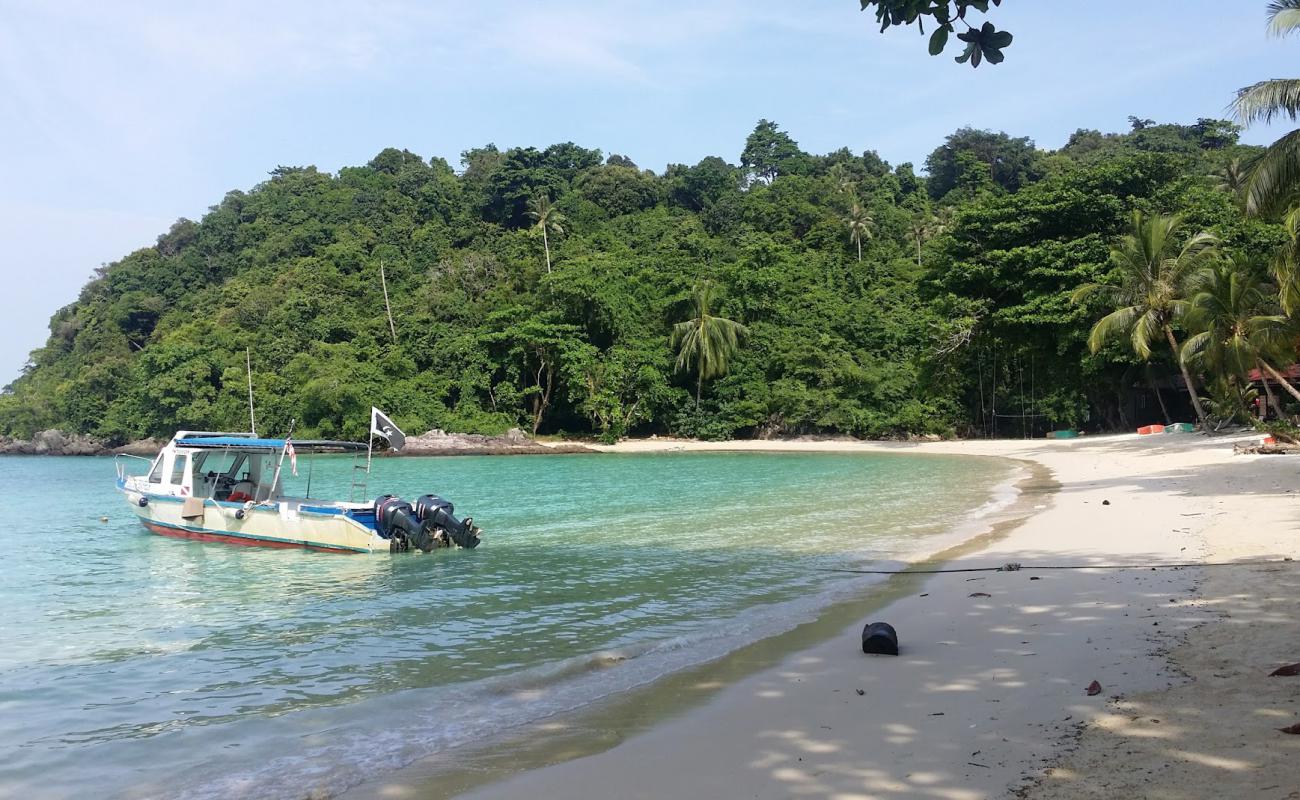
[820,558,1295,576]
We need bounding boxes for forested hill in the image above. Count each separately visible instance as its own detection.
[0,118,1280,444]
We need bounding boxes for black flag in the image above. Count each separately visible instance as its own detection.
[370,407,406,451]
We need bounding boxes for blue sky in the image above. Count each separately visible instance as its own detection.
[0,0,1295,383]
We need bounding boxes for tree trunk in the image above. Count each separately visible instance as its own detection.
[915,235,922,267]
[1258,360,1283,420]
[1145,367,1171,424]
[1163,325,1208,427]
[1260,359,1300,403]
[379,261,397,342]
[856,237,861,263]
[696,373,702,411]
[542,228,552,274]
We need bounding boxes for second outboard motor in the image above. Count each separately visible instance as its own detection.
[414,494,481,550]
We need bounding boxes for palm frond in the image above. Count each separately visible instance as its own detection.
[1087,305,1139,354]
[1233,78,1300,126]
[1180,330,1212,366]
[1131,308,1164,360]
[1245,128,1300,215]
[1268,0,1300,36]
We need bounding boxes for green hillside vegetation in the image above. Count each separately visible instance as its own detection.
[2,117,1293,444]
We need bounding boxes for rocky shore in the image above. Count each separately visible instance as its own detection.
[0,429,165,457]
[395,428,594,456]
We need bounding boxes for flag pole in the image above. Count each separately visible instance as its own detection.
[366,407,374,475]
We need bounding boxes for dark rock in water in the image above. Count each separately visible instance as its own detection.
[861,621,899,656]
[1101,499,1111,506]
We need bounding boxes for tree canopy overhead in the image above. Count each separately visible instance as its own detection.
[859,0,1012,66]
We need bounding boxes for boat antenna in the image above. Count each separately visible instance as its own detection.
[246,348,257,436]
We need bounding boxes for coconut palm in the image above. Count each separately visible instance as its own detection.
[1182,258,1300,415]
[1214,158,1249,199]
[908,209,951,267]
[1232,1,1300,215]
[843,201,873,263]
[1273,206,1300,315]
[671,281,749,409]
[827,163,855,194]
[1072,211,1218,427]
[525,194,565,274]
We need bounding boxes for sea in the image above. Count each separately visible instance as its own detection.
[0,450,1019,799]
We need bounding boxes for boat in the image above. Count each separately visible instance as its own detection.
[115,423,481,554]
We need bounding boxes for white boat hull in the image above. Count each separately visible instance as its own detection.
[120,483,387,554]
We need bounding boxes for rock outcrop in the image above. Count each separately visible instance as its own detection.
[0,430,164,456]
[397,428,593,456]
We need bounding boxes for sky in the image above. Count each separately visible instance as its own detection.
[0,0,1296,384]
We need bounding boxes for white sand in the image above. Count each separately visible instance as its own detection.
[359,434,1300,799]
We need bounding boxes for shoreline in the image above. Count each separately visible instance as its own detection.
[345,457,1052,800]
[341,448,1048,799]
[346,433,1299,800]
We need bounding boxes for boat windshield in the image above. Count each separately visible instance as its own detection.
[191,449,280,502]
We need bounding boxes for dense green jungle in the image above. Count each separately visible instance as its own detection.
[3,117,1291,443]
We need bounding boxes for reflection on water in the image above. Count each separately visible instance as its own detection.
[0,451,1012,800]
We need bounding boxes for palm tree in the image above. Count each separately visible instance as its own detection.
[908,209,950,267]
[1273,206,1300,315]
[843,201,873,263]
[1072,211,1218,427]
[525,194,566,273]
[671,281,749,409]
[827,163,855,194]
[1232,1,1300,215]
[1214,158,1249,199]
[1182,257,1300,415]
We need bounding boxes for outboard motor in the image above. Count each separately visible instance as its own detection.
[374,495,480,552]
[413,494,481,550]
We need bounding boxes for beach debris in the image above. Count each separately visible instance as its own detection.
[969,592,992,598]
[1000,562,1022,571]
[856,688,865,696]
[1029,576,1041,580]
[861,621,899,656]
[1086,680,1103,696]
[1102,499,1111,506]
[1269,662,1300,677]
[1280,722,1300,734]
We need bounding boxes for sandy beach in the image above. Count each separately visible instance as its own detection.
[354,433,1300,800]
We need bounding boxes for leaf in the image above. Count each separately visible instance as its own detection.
[987,29,1013,48]
[1086,680,1103,696]
[1269,662,1300,677]
[1281,722,1300,734]
[929,25,949,55]
[983,46,1004,64]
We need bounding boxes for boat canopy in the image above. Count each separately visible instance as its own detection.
[174,436,367,452]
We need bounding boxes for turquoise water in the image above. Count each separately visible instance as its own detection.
[0,451,1015,799]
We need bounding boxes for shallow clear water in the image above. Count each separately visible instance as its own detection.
[0,451,1015,799]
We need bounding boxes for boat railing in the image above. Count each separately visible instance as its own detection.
[114,453,154,481]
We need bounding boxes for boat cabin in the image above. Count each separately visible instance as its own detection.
[137,432,366,504]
